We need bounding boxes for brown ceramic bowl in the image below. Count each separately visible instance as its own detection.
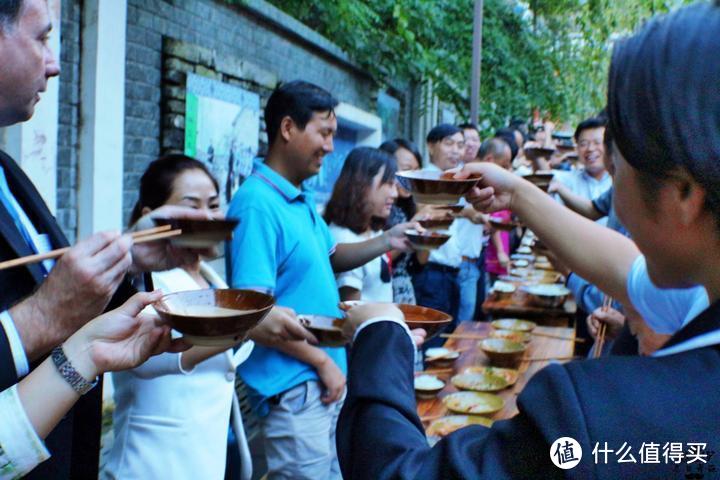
[414,374,446,400]
[299,315,347,347]
[556,143,576,153]
[406,229,451,251]
[398,304,453,339]
[153,217,239,248]
[522,284,571,308]
[396,170,481,205]
[524,147,557,162]
[522,172,555,192]
[419,217,455,231]
[436,204,465,214]
[488,218,516,232]
[424,347,461,368]
[154,289,274,346]
[479,338,527,368]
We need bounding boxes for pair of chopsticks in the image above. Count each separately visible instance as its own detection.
[441,332,585,343]
[0,224,182,271]
[593,295,613,358]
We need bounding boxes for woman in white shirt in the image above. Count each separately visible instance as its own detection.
[324,147,414,302]
[104,155,309,480]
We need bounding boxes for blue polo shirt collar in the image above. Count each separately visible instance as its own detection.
[252,159,305,203]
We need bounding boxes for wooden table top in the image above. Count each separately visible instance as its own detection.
[416,321,576,425]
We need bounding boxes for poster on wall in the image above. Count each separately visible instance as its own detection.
[184,73,260,207]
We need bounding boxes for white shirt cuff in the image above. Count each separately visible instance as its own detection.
[354,317,416,356]
[0,310,30,378]
[0,385,51,477]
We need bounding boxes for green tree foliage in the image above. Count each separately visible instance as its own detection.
[247,0,692,132]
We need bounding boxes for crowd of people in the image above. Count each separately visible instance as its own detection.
[1,0,719,478]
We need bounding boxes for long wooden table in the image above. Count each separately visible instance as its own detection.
[416,321,575,423]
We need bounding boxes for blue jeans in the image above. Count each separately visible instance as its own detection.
[457,260,480,322]
[412,263,459,348]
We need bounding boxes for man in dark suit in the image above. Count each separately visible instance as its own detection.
[0,1,212,477]
[337,3,720,478]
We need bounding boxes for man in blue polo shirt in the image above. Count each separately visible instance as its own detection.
[228,80,414,479]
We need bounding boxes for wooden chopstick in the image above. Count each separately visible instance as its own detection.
[441,333,486,340]
[593,295,613,358]
[524,355,579,362]
[0,225,179,271]
[532,332,586,343]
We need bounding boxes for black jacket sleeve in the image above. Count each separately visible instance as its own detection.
[337,321,596,479]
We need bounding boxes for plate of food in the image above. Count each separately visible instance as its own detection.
[462,366,520,386]
[442,391,504,416]
[427,415,493,438]
[451,371,510,392]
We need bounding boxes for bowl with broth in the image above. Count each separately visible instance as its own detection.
[154,288,274,346]
[152,217,239,248]
[396,170,481,205]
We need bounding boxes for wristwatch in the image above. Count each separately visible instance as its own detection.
[51,345,98,395]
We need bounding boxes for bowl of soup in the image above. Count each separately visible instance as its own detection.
[478,338,527,368]
[419,217,455,231]
[396,170,481,205]
[298,315,348,347]
[154,288,274,346]
[520,171,554,192]
[152,217,239,248]
[522,284,571,308]
[398,304,453,339]
[405,229,451,251]
[414,374,446,399]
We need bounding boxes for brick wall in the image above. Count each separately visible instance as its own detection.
[122,0,379,225]
[56,0,81,243]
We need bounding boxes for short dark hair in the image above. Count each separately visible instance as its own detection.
[426,124,462,143]
[494,127,519,160]
[458,122,479,134]
[478,138,510,160]
[573,116,607,141]
[324,147,397,234]
[607,2,720,228]
[129,154,219,225]
[0,0,23,29]
[379,138,422,167]
[264,80,338,147]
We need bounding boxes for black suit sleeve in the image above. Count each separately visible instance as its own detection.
[337,322,597,479]
[0,323,19,389]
